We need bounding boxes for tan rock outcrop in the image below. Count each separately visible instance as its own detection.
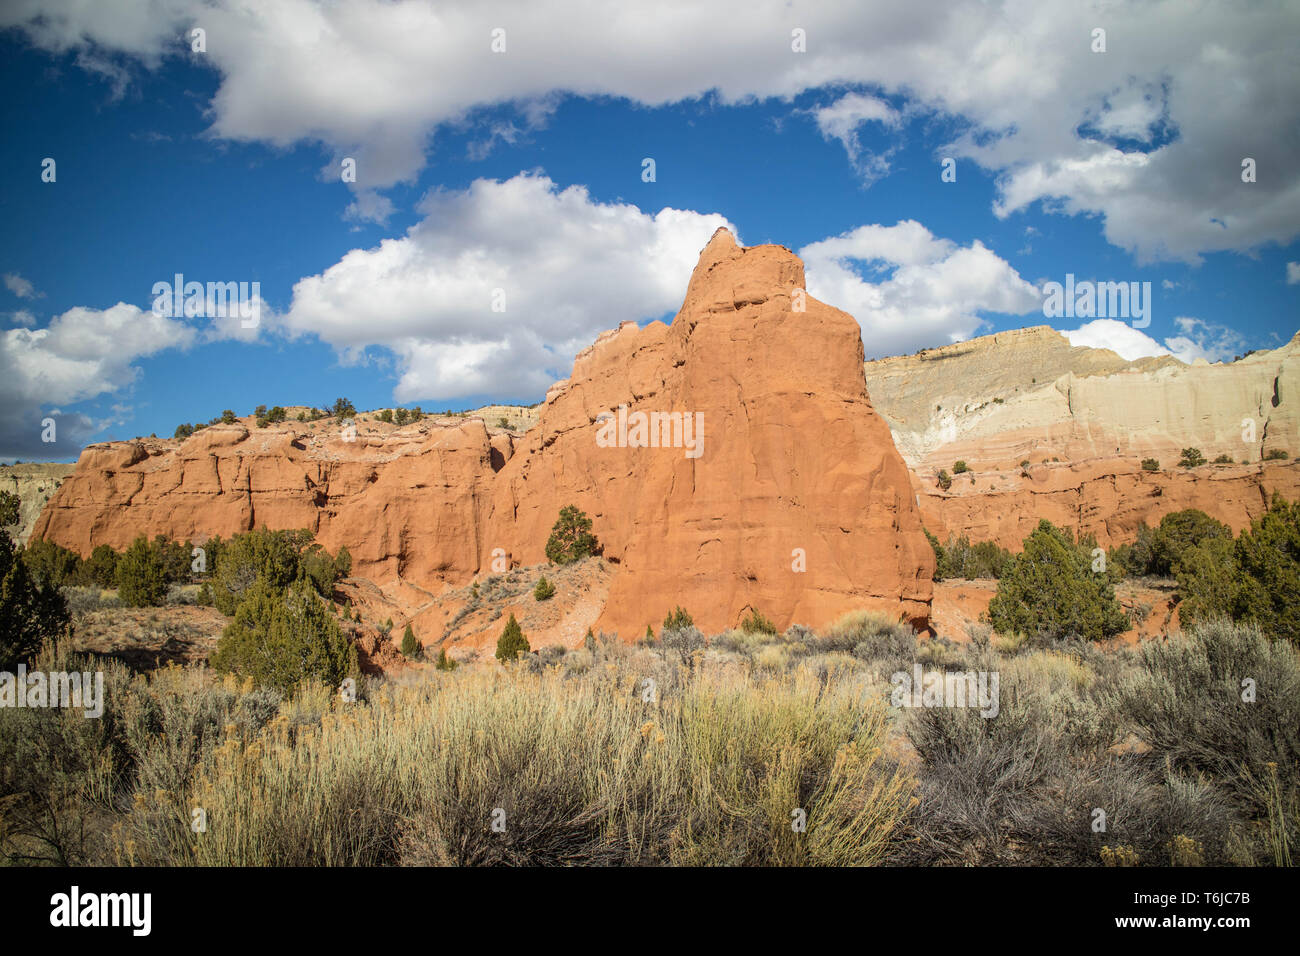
[1,463,76,544]
[866,326,1300,472]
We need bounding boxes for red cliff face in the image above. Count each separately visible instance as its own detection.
[32,229,935,637]
[483,228,934,635]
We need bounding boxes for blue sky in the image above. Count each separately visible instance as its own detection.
[2,0,1298,461]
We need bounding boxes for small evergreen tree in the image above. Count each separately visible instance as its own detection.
[1227,494,1300,645]
[988,520,1127,642]
[545,505,599,565]
[400,622,419,657]
[435,646,457,671]
[740,608,777,635]
[1179,447,1207,468]
[663,606,694,631]
[1141,458,1159,472]
[0,492,69,668]
[116,535,168,607]
[83,544,119,588]
[533,575,555,600]
[212,578,358,695]
[495,613,530,662]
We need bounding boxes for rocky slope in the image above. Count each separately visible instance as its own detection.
[32,229,934,637]
[1,463,76,543]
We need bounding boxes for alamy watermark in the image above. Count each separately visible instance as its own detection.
[151,273,260,328]
[595,404,704,459]
[891,665,1000,718]
[1042,274,1151,329]
[0,665,104,718]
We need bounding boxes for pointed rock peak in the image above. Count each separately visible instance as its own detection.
[695,226,742,271]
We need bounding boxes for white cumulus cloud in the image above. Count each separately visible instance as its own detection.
[0,303,195,458]
[3,0,1297,261]
[282,173,734,400]
[1065,316,1246,364]
[800,221,1041,358]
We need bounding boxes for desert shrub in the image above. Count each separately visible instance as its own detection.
[710,627,771,657]
[115,536,168,608]
[1178,447,1206,468]
[330,398,356,419]
[663,606,694,631]
[434,647,456,671]
[376,409,393,423]
[1265,448,1289,461]
[988,520,1127,642]
[1112,619,1300,821]
[1141,458,1159,472]
[815,610,917,671]
[400,623,419,658]
[660,625,706,663]
[936,535,1013,579]
[173,423,194,440]
[1213,453,1234,464]
[495,613,530,662]
[936,469,952,491]
[392,667,913,866]
[898,648,1236,865]
[545,505,599,565]
[61,585,117,616]
[393,408,410,426]
[334,544,352,578]
[952,460,969,474]
[0,638,134,864]
[220,409,237,424]
[533,575,555,601]
[211,578,358,695]
[740,608,777,635]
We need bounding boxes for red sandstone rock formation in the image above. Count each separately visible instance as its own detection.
[32,229,935,637]
[483,228,934,635]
